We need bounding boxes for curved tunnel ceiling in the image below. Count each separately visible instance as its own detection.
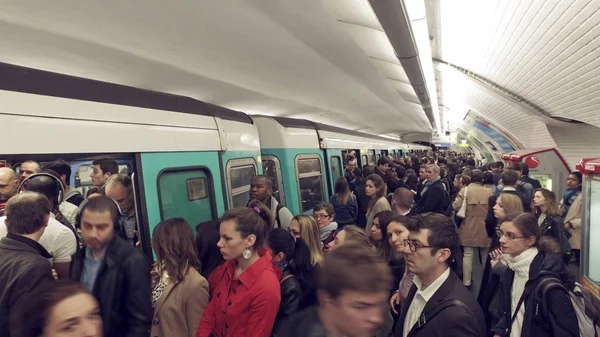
[0,0,433,138]
[428,0,600,158]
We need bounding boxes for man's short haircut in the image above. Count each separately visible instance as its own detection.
[43,160,72,184]
[92,159,119,175]
[362,165,374,178]
[252,175,273,189]
[396,166,406,179]
[5,192,52,235]
[21,160,41,171]
[106,174,133,192]
[406,213,459,266]
[393,187,414,209]
[318,242,391,299]
[313,202,334,217]
[78,195,120,229]
[501,169,519,186]
[471,169,484,183]
[377,157,390,167]
[428,164,441,175]
[511,162,523,173]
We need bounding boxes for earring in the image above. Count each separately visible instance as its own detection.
[243,249,252,260]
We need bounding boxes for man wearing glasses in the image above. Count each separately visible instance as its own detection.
[397,213,487,337]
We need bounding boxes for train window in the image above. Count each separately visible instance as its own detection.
[262,155,286,206]
[76,164,129,187]
[226,158,257,208]
[295,154,325,213]
[330,156,342,183]
[158,168,215,227]
[368,151,376,166]
[361,155,368,167]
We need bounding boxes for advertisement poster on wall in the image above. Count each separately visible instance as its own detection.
[463,111,518,152]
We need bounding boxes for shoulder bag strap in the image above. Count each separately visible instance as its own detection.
[408,299,474,336]
[280,274,294,284]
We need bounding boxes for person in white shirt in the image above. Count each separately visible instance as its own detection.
[397,213,486,337]
[0,212,77,279]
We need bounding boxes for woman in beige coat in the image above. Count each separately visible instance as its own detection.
[452,170,492,288]
[151,218,210,337]
[365,174,391,233]
[562,172,583,263]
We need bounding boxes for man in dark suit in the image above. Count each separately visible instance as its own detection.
[519,162,542,190]
[412,165,447,215]
[396,213,486,337]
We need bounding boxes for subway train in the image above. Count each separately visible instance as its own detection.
[0,63,428,257]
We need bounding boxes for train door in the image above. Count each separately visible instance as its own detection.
[138,151,224,250]
[295,153,326,214]
[324,149,343,198]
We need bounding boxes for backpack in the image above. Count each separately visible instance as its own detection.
[534,275,600,337]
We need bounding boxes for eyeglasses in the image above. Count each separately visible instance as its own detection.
[403,239,436,253]
[496,230,526,241]
[313,214,330,220]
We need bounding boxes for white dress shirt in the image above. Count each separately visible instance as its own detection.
[403,267,451,337]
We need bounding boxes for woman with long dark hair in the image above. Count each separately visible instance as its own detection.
[370,211,404,302]
[195,219,225,279]
[329,177,358,229]
[365,174,391,233]
[532,188,571,262]
[196,202,281,337]
[151,218,209,337]
[267,228,316,327]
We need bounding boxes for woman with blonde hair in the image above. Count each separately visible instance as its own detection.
[288,214,324,266]
[151,218,209,337]
[533,188,571,262]
[365,174,391,233]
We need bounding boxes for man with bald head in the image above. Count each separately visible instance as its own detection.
[248,175,293,229]
[0,168,19,217]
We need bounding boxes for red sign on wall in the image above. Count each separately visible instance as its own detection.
[525,156,540,169]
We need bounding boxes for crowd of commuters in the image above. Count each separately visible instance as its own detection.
[0,152,596,337]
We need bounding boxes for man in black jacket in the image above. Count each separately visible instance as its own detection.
[519,162,542,190]
[412,165,448,214]
[274,242,392,337]
[71,196,151,337]
[0,192,54,337]
[397,213,486,337]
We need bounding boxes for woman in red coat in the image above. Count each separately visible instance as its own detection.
[196,201,281,337]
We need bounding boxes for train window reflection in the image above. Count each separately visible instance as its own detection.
[226,158,257,208]
[262,156,285,205]
[295,155,325,213]
[158,168,215,230]
[330,156,342,183]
